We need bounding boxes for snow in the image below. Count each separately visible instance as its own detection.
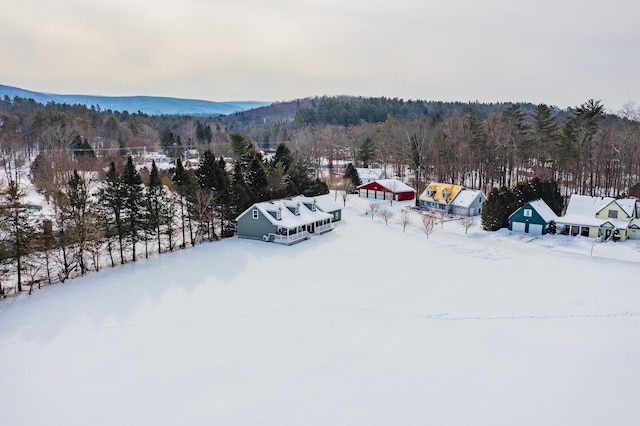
[449,189,484,208]
[359,178,416,193]
[244,198,332,229]
[522,199,560,222]
[565,194,616,216]
[1,194,640,425]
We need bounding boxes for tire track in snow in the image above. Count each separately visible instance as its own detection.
[2,306,638,347]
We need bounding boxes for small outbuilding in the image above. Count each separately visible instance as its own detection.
[509,199,559,235]
[357,179,416,202]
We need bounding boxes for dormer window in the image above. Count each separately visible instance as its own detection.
[608,209,618,218]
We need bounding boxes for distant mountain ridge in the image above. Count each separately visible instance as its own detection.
[0,84,271,116]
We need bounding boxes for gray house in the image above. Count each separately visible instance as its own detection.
[236,195,339,245]
[449,189,487,217]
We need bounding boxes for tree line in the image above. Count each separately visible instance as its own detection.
[1,94,640,294]
[0,131,327,296]
[3,94,640,200]
[220,97,640,201]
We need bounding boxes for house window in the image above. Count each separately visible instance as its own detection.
[252,209,258,219]
[608,209,618,218]
[523,209,532,217]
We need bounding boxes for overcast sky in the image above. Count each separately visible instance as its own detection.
[2,0,638,112]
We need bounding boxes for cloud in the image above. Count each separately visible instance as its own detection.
[1,0,638,110]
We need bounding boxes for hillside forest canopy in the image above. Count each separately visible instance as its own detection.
[1,94,640,295]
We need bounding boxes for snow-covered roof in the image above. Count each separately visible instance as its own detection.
[296,194,342,213]
[527,199,559,222]
[557,214,632,230]
[355,168,384,180]
[561,194,638,228]
[359,179,415,193]
[565,194,615,216]
[239,198,332,229]
[450,189,485,208]
[599,198,637,218]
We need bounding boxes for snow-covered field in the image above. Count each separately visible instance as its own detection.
[1,194,640,426]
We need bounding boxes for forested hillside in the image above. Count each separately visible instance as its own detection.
[0,94,639,296]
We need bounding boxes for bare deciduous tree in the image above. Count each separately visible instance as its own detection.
[368,201,379,220]
[458,215,477,235]
[397,209,411,232]
[339,178,354,207]
[421,213,435,239]
[379,206,394,225]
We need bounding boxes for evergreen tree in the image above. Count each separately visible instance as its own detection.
[121,156,144,261]
[271,143,293,171]
[98,161,126,264]
[1,180,34,292]
[530,104,557,168]
[357,137,375,168]
[230,162,254,217]
[482,178,564,231]
[195,150,230,240]
[146,160,164,254]
[172,158,192,248]
[343,163,362,188]
[229,132,252,159]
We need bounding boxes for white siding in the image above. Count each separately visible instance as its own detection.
[512,222,526,233]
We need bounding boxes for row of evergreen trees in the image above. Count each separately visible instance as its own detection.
[0,136,328,295]
[481,178,564,231]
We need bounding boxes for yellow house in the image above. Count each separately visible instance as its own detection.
[556,195,639,241]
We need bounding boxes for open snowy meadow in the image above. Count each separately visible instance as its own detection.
[1,194,639,426]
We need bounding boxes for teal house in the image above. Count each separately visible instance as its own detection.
[508,199,559,235]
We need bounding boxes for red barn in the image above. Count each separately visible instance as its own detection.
[357,179,416,201]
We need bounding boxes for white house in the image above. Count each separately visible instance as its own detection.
[355,168,385,184]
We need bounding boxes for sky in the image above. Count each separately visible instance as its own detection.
[1,0,639,113]
[1,194,640,425]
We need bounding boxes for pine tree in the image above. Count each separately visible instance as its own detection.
[121,156,144,261]
[1,180,34,292]
[172,158,192,248]
[271,143,293,171]
[530,104,557,169]
[357,137,375,168]
[343,163,362,188]
[146,160,164,254]
[98,161,126,264]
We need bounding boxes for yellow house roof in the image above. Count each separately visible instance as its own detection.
[421,182,464,203]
